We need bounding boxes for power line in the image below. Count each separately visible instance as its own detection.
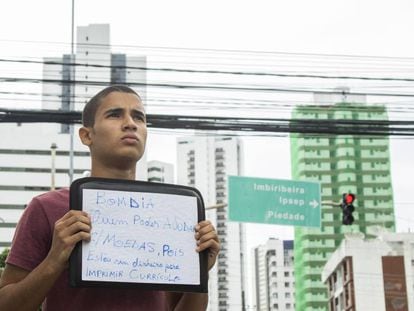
[3,39,414,63]
[2,108,414,136]
[2,58,414,83]
[2,76,414,98]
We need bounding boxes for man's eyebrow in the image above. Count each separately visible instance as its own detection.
[104,107,123,115]
[104,107,146,118]
[131,109,146,118]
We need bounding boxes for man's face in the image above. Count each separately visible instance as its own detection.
[86,91,147,167]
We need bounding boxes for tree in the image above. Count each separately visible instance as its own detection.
[0,248,10,269]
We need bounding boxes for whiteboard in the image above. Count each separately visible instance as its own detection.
[69,177,207,293]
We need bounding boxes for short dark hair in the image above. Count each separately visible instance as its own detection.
[82,85,141,127]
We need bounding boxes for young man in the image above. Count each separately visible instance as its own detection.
[0,85,220,310]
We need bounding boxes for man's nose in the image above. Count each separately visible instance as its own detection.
[122,114,137,130]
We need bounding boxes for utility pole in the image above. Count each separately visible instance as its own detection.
[68,0,75,183]
[50,143,58,190]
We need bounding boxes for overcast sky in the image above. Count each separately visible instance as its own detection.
[2,0,414,259]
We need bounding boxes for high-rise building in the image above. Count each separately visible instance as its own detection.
[0,24,147,251]
[177,136,246,311]
[148,160,174,183]
[42,24,147,111]
[291,91,396,311]
[322,230,414,311]
[42,23,148,180]
[253,238,295,311]
[0,126,91,251]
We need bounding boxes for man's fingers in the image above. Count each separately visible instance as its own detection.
[56,211,90,229]
[54,211,92,246]
[195,220,220,254]
[196,231,218,244]
[61,221,91,238]
[195,221,216,236]
[196,239,220,253]
[58,210,90,223]
[63,231,92,246]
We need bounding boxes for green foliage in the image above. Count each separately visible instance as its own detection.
[0,248,10,268]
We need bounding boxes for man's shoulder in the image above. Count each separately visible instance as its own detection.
[29,188,70,215]
[35,188,69,203]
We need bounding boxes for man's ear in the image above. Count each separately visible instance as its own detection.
[79,126,92,146]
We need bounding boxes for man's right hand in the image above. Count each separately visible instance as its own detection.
[0,211,91,310]
[46,210,91,272]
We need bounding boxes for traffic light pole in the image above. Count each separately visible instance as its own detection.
[205,203,228,210]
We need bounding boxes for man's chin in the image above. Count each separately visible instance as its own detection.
[121,150,145,163]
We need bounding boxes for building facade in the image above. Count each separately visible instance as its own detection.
[177,136,246,311]
[0,124,91,250]
[322,231,414,311]
[147,160,174,184]
[0,24,148,251]
[253,238,295,311]
[291,91,396,311]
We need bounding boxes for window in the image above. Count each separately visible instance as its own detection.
[284,282,290,288]
[286,303,291,309]
[284,271,289,277]
[285,292,291,298]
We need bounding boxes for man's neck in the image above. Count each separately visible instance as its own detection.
[90,166,136,180]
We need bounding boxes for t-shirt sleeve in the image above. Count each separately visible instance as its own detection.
[6,197,52,271]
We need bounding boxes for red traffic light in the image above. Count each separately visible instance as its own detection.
[343,193,355,205]
[341,193,356,225]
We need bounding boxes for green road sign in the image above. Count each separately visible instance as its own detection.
[228,176,321,228]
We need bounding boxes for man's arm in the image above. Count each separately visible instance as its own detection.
[168,220,220,311]
[167,292,208,311]
[0,210,91,310]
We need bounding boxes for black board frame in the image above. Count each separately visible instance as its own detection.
[69,177,208,293]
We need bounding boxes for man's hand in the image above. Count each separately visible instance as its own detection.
[195,220,220,271]
[46,210,91,272]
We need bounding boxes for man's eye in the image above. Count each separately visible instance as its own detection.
[108,112,121,118]
[133,115,145,121]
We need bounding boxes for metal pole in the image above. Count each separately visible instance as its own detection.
[51,143,58,190]
[205,203,227,210]
[322,200,340,207]
[69,0,75,183]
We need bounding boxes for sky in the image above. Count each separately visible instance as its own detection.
[1,0,414,281]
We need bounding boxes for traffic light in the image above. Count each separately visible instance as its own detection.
[341,193,355,225]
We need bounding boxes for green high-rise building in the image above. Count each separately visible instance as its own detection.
[290,93,396,311]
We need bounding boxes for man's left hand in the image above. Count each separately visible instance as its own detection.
[195,220,220,271]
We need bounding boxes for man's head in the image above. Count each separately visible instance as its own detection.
[82,85,141,127]
[79,85,147,176]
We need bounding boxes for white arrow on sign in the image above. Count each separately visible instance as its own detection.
[309,200,319,209]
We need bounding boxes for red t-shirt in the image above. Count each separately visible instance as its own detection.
[7,188,168,310]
